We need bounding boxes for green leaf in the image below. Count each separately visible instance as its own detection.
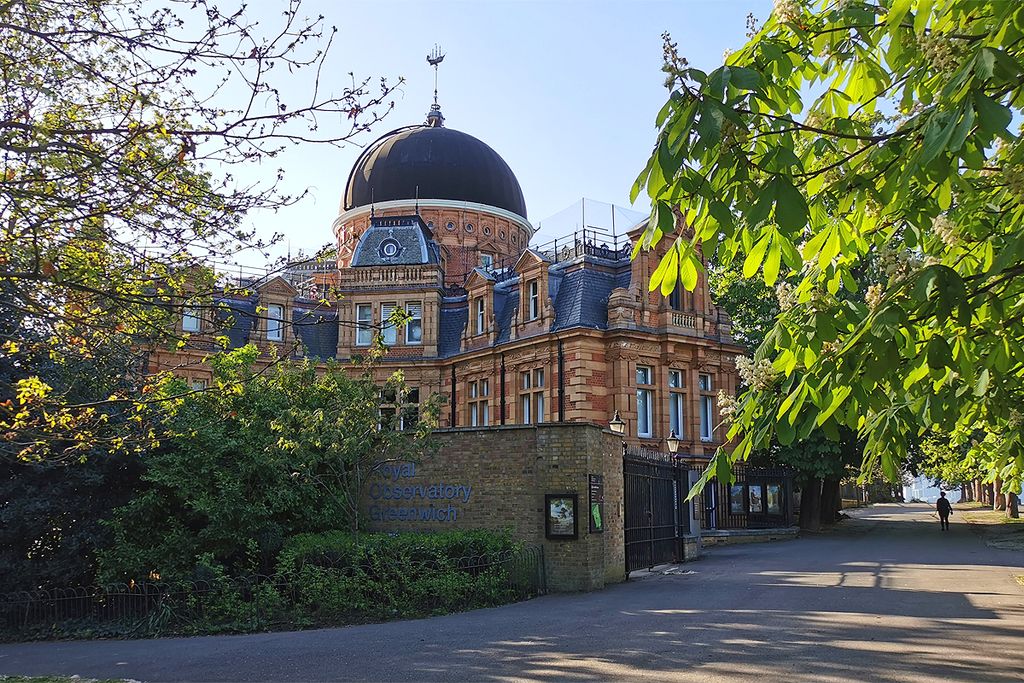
[763,238,782,286]
[974,368,990,397]
[743,231,771,278]
[926,336,953,370]
[775,177,809,230]
[974,93,1012,137]
[729,67,762,91]
[817,386,852,426]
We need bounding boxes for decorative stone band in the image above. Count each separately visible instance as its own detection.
[333,198,536,242]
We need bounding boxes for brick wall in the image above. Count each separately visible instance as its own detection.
[360,422,625,592]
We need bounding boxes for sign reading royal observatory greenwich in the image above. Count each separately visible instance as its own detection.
[367,462,472,523]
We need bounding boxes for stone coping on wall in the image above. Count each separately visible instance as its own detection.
[700,527,800,546]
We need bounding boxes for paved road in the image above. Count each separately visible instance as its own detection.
[2,504,1022,682]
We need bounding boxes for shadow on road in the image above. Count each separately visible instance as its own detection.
[1,504,1021,682]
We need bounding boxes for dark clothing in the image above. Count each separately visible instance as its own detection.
[937,498,952,530]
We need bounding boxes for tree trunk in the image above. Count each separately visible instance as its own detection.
[820,477,842,525]
[960,484,968,502]
[799,478,823,532]
[994,477,1006,511]
[986,482,995,507]
[1008,493,1020,519]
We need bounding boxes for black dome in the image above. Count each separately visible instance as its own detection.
[344,125,527,219]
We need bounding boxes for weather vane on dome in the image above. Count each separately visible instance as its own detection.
[425,44,446,127]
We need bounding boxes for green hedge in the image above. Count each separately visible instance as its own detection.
[277,530,525,622]
[2,530,539,641]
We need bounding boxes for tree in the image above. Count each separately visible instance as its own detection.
[100,346,443,582]
[0,1,398,461]
[713,258,852,527]
[635,0,1024,495]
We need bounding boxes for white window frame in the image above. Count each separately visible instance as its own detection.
[381,302,397,346]
[405,302,423,345]
[476,297,485,335]
[520,369,545,424]
[356,304,373,346]
[267,304,284,341]
[528,280,539,320]
[637,365,653,438]
[669,370,685,439]
[699,373,713,392]
[700,395,714,442]
[183,306,201,333]
[481,253,494,269]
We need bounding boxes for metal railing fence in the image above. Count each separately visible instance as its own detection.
[1,545,545,641]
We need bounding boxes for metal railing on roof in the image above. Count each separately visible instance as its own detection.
[461,227,631,287]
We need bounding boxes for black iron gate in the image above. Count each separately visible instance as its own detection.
[623,446,691,573]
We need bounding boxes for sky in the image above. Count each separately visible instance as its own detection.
[231,0,774,268]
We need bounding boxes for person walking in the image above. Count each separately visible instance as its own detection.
[936,491,953,530]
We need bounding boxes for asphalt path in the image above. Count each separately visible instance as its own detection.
[1,503,1022,682]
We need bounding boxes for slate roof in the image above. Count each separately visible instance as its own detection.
[438,303,468,358]
[552,269,617,331]
[351,215,440,267]
[493,285,519,344]
[195,254,633,362]
[215,297,257,348]
[293,307,338,360]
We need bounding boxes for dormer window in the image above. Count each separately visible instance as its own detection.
[475,297,485,335]
[527,280,539,321]
[267,304,284,341]
[182,306,201,333]
[481,253,494,270]
[379,238,401,259]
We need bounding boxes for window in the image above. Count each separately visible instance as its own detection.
[481,253,494,270]
[699,373,714,441]
[527,280,540,320]
[520,368,545,424]
[380,387,419,431]
[469,378,490,427]
[475,297,486,335]
[669,287,683,311]
[406,302,422,344]
[356,304,373,346]
[669,370,685,439]
[267,304,284,341]
[700,396,714,441]
[381,302,397,346]
[182,306,201,333]
[636,366,653,438]
[189,378,207,391]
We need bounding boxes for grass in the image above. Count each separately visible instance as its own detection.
[956,502,1024,551]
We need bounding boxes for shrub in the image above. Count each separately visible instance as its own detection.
[276,529,522,624]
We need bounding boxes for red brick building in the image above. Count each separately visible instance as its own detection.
[151,104,744,457]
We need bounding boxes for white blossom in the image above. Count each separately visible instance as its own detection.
[736,356,780,391]
[932,215,958,247]
[775,281,797,311]
[865,283,884,311]
[718,390,739,426]
[774,0,801,23]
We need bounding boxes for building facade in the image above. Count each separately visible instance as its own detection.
[150,105,744,457]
